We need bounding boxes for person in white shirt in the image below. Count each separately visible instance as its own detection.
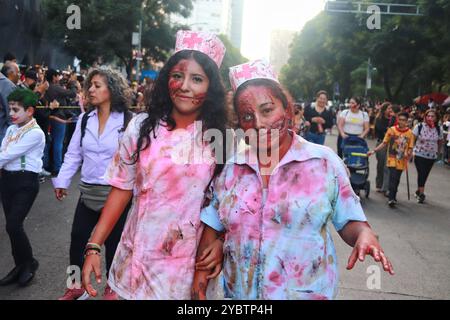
[0,88,45,287]
[337,97,370,157]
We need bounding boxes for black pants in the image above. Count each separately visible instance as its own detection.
[388,168,403,201]
[337,135,343,158]
[375,146,387,189]
[0,170,39,267]
[414,156,435,189]
[69,197,130,277]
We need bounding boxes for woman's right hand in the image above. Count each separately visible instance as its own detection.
[82,253,103,297]
[341,133,349,139]
[54,188,68,201]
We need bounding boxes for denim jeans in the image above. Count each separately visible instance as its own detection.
[305,132,326,145]
[50,119,66,173]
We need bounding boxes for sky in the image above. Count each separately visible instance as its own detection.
[240,0,327,60]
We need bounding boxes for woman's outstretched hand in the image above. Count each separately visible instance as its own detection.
[346,229,395,275]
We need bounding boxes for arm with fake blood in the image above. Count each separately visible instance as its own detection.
[338,221,395,275]
[192,224,224,300]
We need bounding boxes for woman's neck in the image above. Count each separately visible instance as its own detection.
[259,132,293,175]
[172,110,200,129]
[97,103,111,118]
[316,105,325,111]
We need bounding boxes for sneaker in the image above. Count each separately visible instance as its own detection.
[40,169,52,177]
[102,284,118,300]
[58,287,90,300]
[388,200,396,208]
[417,193,426,204]
[39,176,46,184]
[415,190,420,199]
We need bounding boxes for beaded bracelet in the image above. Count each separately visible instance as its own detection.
[84,250,100,258]
[86,242,102,251]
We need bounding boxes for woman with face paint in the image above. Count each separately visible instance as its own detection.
[0,89,45,287]
[81,31,228,300]
[195,60,394,300]
[412,109,444,203]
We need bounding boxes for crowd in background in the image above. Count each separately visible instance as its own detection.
[0,52,154,180]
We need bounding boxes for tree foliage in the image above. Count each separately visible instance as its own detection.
[218,34,248,90]
[42,0,193,74]
[281,0,450,104]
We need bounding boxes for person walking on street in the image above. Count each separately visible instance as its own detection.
[0,89,45,287]
[53,68,134,300]
[374,102,393,192]
[368,112,415,208]
[337,96,370,158]
[412,109,444,203]
[304,90,333,145]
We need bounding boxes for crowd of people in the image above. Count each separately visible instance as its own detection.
[289,92,449,208]
[0,29,447,300]
[0,53,153,180]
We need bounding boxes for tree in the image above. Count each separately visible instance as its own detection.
[218,34,248,90]
[281,0,450,104]
[42,0,193,77]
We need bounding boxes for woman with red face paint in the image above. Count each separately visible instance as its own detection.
[412,109,444,203]
[81,31,228,300]
[194,60,394,300]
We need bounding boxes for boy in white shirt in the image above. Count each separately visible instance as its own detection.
[0,88,45,287]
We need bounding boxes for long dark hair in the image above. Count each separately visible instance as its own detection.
[377,102,392,120]
[134,50,227,176]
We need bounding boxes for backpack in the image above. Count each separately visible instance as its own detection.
[418,122,440,138]
[80,110,134,147]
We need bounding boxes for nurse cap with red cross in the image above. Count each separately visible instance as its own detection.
[174,30,226,68]
[229,59,279,92]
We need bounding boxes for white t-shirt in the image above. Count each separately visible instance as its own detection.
[340,109,369,135]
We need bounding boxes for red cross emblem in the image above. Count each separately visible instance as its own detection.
[182,33,203,47]
[235,64,258,79]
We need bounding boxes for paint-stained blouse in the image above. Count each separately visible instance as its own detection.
[105,114,215,300]
[201,135,367,300]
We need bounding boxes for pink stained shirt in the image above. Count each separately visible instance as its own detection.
[201,134,367,300]
[105,114,215,300]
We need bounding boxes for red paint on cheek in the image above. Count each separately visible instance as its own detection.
[168,79,183,102]
[192,93,207,106]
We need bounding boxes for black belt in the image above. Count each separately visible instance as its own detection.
[1,169,39,176]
